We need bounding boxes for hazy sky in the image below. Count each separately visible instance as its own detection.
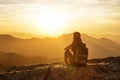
[0,0,120,36]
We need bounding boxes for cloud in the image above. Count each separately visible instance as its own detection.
[0,0,120,24]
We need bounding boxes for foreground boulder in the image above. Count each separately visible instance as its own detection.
[0,56,120,80]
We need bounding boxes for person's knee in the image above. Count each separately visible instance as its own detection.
[65,50,72,56]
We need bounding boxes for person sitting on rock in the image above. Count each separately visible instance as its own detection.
[64,32,88,66]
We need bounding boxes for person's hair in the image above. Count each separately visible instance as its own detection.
[73,32,81,40]
[72,32,82,43]
[72,32,82,53]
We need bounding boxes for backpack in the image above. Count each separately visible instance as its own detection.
[74,43,88,65]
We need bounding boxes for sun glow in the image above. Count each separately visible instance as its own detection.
[34,9,68,36]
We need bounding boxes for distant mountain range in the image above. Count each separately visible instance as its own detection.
[0,34,120,59]
[1,32,44,39]
[92,34,120,44]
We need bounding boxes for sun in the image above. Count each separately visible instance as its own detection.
[36,10,67,36]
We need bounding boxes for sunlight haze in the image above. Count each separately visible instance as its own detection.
[0,0,120,37]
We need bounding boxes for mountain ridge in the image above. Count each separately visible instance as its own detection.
[0,34,120,58]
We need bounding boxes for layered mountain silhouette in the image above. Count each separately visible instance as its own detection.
[0,51,61,71]
[6,32,44,39]
[0,34,120,59]
[93,34,120,44]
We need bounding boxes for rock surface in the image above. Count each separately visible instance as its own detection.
[0,57,120,80]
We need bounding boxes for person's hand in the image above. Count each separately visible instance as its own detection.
[64,47,68,50]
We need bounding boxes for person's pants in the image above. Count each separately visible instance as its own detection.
[64,49,88,66]
[64,50,74,65]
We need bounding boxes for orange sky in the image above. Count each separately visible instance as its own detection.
[0,0,120,37]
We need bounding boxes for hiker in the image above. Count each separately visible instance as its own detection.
[64,32,88,66]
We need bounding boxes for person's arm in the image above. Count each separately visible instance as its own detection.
[64,44,72,50]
